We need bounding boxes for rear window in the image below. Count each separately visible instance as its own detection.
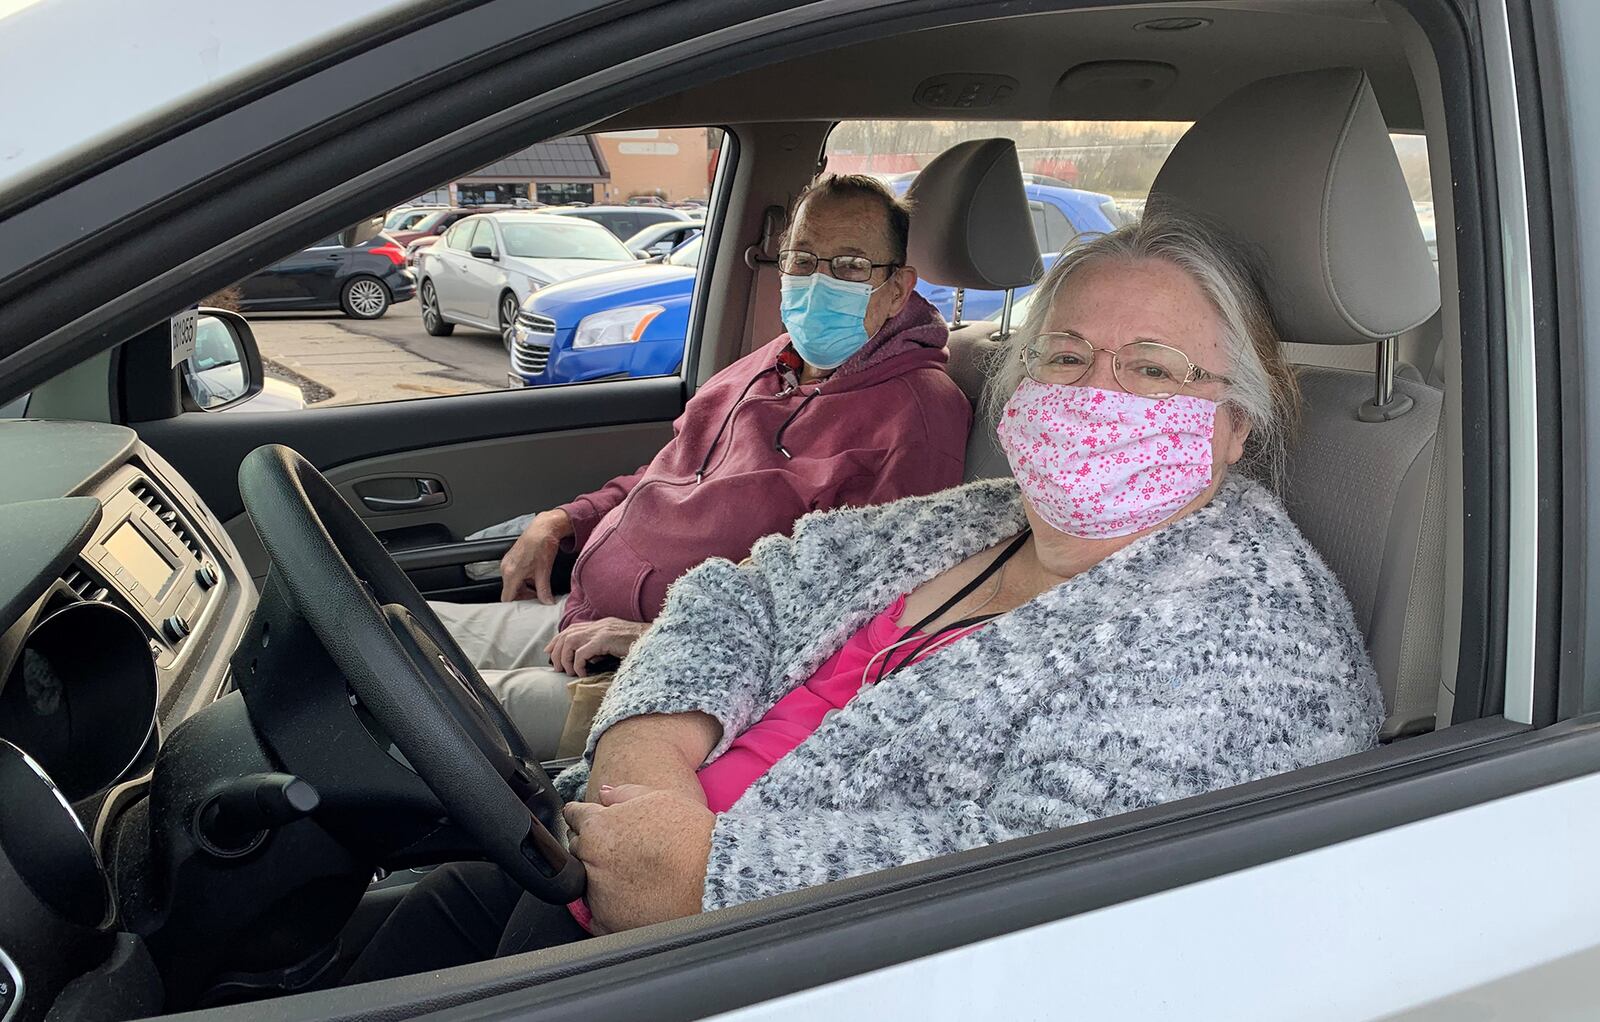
[827,120,1436,255]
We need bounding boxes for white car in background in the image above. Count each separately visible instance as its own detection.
[415,211,635,347]
[623,218,705,259]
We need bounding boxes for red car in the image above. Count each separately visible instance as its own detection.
[388,205,513,248]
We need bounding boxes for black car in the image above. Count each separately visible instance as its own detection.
[235,233,416,319]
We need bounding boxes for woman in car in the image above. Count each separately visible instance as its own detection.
[348,211,1383,977]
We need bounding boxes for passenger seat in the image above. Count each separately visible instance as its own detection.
[1150,68,1444,738]
[903,138,1040,482]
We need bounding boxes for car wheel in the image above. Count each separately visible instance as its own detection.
[341,275,391,319]
[498,291,520,351]
[420,279,454,336]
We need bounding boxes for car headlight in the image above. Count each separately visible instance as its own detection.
[571,305,665,349]
[508,274,545,301]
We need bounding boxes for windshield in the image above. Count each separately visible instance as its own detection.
[384,209,430,230]
[667,236,703,267]
[410,209,455,232]
[501,220,631,260]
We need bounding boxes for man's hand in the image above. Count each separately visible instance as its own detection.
[546,617,648,676]
[499,509,574,603]
[564,784,714,933]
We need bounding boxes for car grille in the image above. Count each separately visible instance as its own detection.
[512,312,555,377]
[517,312,557,335]
[513,338,551,376]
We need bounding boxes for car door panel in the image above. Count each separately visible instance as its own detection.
[134,373,681,522]
[218,418,673,591]
[460,220,502,322]
[434,244,468,319]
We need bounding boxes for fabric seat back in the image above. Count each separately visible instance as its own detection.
[902,138,1041,483]
[1150,68,1444,736]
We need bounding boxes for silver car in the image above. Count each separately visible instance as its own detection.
[416,211,635,347]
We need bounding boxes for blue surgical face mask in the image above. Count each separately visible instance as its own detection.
[779,272,886,371]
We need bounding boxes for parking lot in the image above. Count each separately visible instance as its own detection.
[250,305,511,407]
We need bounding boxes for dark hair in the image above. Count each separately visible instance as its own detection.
[791,173,914,264]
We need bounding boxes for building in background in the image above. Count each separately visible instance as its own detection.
[405,128,716,208]
[591,128,712,203]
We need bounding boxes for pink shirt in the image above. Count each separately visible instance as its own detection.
[569,597,981,931]
[697,595,980,812]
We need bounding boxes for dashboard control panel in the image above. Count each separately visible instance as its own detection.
[83,474,221,668]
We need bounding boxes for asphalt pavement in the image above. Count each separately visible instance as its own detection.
[248,302,512,406]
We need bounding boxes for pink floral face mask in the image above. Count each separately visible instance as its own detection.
[996,380,1217,539]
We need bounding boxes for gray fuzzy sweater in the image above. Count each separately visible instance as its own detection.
[562,474,1382,913]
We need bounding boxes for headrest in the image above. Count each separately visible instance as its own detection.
[905,139,1043,291]
[1150,68,1439,344]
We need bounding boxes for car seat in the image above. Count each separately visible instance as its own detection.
[1148,67,1444,739]
[919,72,1447,739]
[903,137,1041,483]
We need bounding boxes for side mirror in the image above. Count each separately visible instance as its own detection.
[469,245,497,261]
[179,308,264,412]
[338,215,385,248]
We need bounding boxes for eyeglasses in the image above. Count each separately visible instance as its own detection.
[1022,332,1231,400]
[777,249,898,283]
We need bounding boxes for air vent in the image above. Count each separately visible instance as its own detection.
[131,481,202,558]
[60,566,108,603]
[43,564,111,617]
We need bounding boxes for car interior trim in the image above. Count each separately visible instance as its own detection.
[1402,0,1507,728]
[1501,0,1568,728]
[1481,0,1539,725]
[678,125,740,397]
[134,377,683,522]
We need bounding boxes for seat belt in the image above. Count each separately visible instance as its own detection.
[741,204,787,357]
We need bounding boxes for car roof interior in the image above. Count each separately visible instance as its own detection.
[569,0,1463,735]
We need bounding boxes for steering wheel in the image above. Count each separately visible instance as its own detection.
[237,444,584,904]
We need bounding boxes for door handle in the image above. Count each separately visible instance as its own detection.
[361,478,447,511]
[326,254,344,260]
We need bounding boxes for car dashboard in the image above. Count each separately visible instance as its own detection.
[0,419,256,850]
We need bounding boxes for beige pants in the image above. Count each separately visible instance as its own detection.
[430,598,579,761]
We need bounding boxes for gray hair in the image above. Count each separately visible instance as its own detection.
[984,210,1300,493]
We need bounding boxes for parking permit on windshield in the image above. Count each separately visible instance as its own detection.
[170,309,198,368]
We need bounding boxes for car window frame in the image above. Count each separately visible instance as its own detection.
[1041,202,1075,251]
[443,218,475,252]
[470,217,499,255]
[1027,200,1049,254]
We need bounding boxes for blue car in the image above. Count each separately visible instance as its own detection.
[510,183,1125,387]
[510,237,700,386]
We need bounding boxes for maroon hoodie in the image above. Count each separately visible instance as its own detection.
[558,292,971,628]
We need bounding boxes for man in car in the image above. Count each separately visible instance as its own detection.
[431,173,972,759]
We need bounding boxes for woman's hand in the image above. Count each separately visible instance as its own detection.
[546,617,649,676]
[563,784,714,933]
